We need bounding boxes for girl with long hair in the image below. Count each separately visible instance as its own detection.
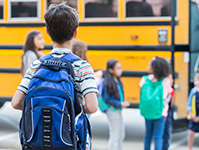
[72,40,88,61]
[103,59,130,150]
[21,30,44,76]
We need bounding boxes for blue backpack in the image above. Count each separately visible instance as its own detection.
[20,53,91,150]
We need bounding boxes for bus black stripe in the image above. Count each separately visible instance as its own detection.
[79,21,179,26]
[0,68,178,78]
[0,97,12,101]
[0,45,189,52]
[0,68,20,73]
[0,21,178,27]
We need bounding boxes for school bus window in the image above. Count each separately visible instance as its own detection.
[85,0,118,18]
[126,0,174,17]
[10,1,38,18]
[0,1,3,19]
[46,0,77,9]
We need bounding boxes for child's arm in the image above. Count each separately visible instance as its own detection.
[187,87,197,112]
[121,100,130,108]
[77,61,99,114]
[12,60,41,110]
[165,94,171,103]
[188,111,196,119]
[191,115,199,123]
[11,90,26,110]
[138,77,145,88]
[103,86,121,109]
[170,89,175,108]
[194,117,199,123]
[84,92,98,114]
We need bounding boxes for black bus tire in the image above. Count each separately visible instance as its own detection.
[0,102,5,108]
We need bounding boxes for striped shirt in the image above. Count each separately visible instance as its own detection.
[17,48,98,104]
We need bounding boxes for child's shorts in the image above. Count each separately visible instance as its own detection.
[189,119,199,132]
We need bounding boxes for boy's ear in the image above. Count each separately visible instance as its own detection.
[73,28,78,38]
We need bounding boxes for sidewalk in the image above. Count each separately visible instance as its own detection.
[0,132,20,150]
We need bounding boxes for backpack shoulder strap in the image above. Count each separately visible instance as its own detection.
[143,75,165,84]
[62,53,82,62]
[142,75,150,83]
[39,53,82,62]
[158,77,165,83]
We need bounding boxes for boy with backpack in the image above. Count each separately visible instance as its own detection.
[11,2,98,150]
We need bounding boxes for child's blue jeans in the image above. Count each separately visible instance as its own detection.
[163,108,173,150]
[144,116,166,150]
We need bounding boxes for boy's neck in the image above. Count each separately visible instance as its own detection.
[53,40,73,50]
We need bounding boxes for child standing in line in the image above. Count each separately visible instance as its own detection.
[72,40,92,150]
[21,30,45,76]
[72,40,103,86]
[103,59,130,150]
[187,73,199,150]
[72,40,88,61]
[163,71,175,150]
[139,57,172,150]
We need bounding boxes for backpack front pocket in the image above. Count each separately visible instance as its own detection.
[24,96,73,148]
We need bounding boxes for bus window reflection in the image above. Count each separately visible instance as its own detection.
[126,0,173,18]
[11,2,37,18]
[85,0,118,18]
[46,0,77,9]
[0,1,3,19]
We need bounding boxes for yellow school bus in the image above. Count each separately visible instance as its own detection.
[0,0,197,129]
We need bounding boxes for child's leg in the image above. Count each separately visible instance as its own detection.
[144,118,154,150]
[118,111,125,150]
[106,110,121,150]
[153,117,166,150]
[163,112,173,150]
[163,119,170,150]
[188,129,195,150]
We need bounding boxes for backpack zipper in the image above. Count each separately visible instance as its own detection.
[32,75,71,84]
[27,86,73,100]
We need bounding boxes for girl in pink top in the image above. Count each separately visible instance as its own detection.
[139,57,172,150]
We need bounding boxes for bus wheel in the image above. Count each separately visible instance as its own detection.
[0,102,5,108]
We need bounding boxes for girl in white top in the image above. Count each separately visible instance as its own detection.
[21,30,45,76]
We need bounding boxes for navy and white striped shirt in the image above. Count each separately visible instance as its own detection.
[17,48,98,104]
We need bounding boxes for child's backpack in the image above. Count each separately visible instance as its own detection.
[19,53,91,150]
[97,78,110,113]
[187,94,196,120]
[139,75,165,119]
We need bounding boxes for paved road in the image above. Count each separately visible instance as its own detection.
[90,109,199,150]
[0,102,198,150]
[0,102,21,150]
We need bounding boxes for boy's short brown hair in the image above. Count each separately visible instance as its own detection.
[44,2,79,44]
